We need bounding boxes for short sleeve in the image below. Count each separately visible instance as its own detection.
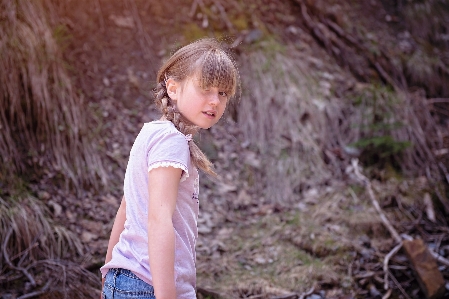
[147,130,191,181]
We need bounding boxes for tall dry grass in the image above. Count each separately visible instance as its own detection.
[0,195,99,298]
[238,44,444,204]
[0,0,105,296]
[0,0,106,189]
[238,45,332,202]
[401,0,449,97]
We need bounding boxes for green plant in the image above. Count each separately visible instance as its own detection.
[350,85,413,169]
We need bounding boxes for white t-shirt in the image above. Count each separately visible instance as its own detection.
[100,121,199,299]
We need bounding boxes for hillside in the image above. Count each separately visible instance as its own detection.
[1,0,448,298]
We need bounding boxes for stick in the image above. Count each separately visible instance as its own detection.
[17,280,51,299]
[351,159,402,243]
[94,0,105,32]
[213,0,235,33]
[427,98,449,104]
[429,249,449,267]
[388,270,412,299]
[189,0,199,18]
[438,162,449,185]
[381,289,392,299]
[298,286,314,299]
[383,242,403,290]
[2,228,36,287]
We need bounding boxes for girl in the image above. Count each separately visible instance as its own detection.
[100,38,238,299]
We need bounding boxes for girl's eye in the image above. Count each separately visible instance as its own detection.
[218,91,228,97]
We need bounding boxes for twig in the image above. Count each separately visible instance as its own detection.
[438,162,449,185]
[351,159,402,243]
[429,248,449,267]
[2,227,36,287]
[271,294,298,299]
[426,166,449,213]
[381,289,392,299]
[388,268,412,299]
[383,242,403,290]
[213,0,235,33]
[126,0,155,65]
[189,0,199,17]
[17,280,52,299]
[427,98,449,104]
[94,0,105,32]
[298,286,314,299]
[348,186,359,203]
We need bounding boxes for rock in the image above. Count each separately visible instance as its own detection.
[236,190,252,207]
[48,200,62,217]
[403,239,446,299]
[109,15,134,29]
[244,29,263,44]
[38,191,51,200]
[81,231,98,243]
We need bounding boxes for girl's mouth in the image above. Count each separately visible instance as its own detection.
[203,111,216,118]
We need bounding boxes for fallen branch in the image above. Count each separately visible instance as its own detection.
[17,280,52,299]
[383,242,403,290]
[2,227,37,288]
[352,159,448,298]
[351,159,402,243]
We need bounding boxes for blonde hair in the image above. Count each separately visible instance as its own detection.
[154,38,238,176]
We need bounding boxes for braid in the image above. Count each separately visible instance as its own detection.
[154,82,217,176]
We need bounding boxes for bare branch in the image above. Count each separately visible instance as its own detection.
[383,242,403,290]
[2,227,37,287]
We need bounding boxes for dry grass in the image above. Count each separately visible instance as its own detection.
[238,44,331,203]
[0,0,106,189]
[237,38,445,209]
[0,195,100,298]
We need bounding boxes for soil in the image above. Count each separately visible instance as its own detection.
[24,0,449,298]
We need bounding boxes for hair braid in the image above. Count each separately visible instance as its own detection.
[154,82,217,176]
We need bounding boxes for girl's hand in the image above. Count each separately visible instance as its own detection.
[147,166,182,299]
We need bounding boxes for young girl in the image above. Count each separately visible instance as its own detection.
[100,38,238,299]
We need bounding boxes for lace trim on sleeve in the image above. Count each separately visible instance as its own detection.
[148,161,189,182]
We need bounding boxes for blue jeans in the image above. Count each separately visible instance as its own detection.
[102,268,156,299]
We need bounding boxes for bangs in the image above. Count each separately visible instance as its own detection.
[195,49,237,97]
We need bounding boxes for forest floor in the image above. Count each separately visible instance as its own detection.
[27,0,449,298]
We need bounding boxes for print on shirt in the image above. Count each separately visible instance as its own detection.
[192,176,199,204]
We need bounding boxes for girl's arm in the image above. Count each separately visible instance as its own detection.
[147,166,181,299]
[101,197,126,291]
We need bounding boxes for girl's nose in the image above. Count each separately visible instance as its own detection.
[209,93,220,106]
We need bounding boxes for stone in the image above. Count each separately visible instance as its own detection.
[403,239,446,299]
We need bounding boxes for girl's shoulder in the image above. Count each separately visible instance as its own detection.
[140,120,189,148]
[144,120,184,137]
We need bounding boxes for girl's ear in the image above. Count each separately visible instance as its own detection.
[166,78,179,101]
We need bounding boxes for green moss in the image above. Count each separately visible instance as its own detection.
[231,14,249,31]
[182,23,209,43]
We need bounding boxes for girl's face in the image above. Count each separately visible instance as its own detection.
[166,76,229,129]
